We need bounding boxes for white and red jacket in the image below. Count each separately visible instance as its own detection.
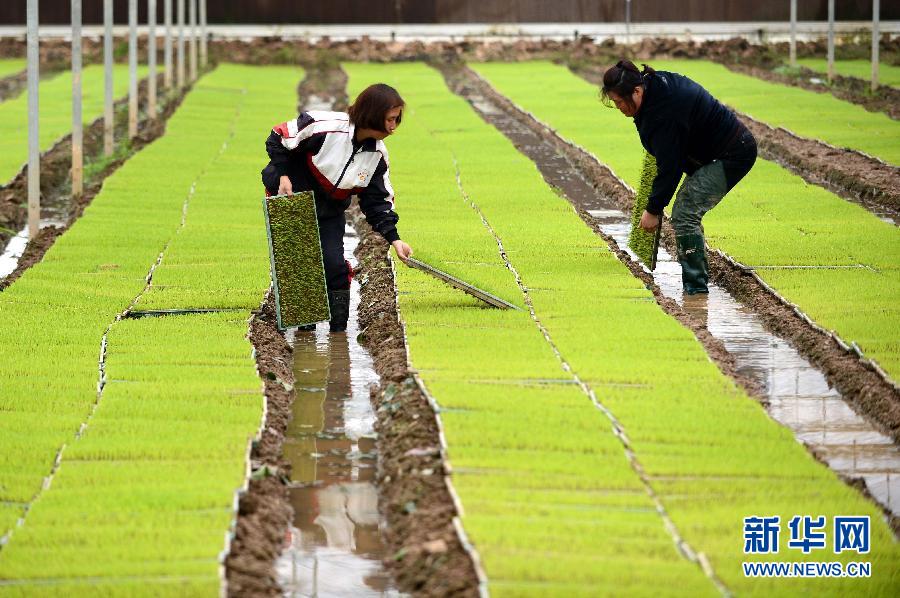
[262,110,400,242]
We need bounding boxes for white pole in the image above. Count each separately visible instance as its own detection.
[177,0,184,89]
[27,0,40,240]
[789,0,797,67]
[164,0,172,90]
[148,0,157,117]
[827,0,835,83]
[128,0,137,139]
[188,0,197,82]
[72,0,83,199]
[199,0,207,68]
[103,0,113,156]
[625,0,631,46]
[872,0,880,92]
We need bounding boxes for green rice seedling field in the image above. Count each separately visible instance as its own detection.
[0,58,25,81]
[346,61,900,596]
[471,60,900,379]
[796,58,900,88]
[649,59,900,165]
[0,64,299,594]
[0,64,144,184]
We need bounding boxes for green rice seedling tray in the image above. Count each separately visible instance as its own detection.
[262,191,330,330]
[406,257,520,310]
[629,152,662,270]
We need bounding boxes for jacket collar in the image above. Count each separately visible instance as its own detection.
[347,122,378,151]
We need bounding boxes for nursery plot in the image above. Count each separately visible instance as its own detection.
[0,64,301,590]
[796,58,900,88]
[649,59,900,166]
[472,61,900,380]
[0,64,144,184]
[347,62,900,595]
[0,58,25,81]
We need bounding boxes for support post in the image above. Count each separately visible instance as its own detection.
[827,0,835,83]
[27,0,40,239]
[789,0,797,67]
[200,0,207,68]
[188,0,197,82]
[128,0,137,140]
[103,0,113,156]
[164,0,172,89]
[148,0,157,117]
[71,0,83,199]
[177,0,184,88]
[872,0,880,92]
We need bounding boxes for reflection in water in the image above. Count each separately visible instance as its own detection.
[276,227,402,597]
[592,212,900,516]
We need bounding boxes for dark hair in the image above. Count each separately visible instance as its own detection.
[600,60,655,110]
[348,83,405,132]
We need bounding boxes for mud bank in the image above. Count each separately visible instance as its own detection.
[350,207,483,597]
[224,297,295,597]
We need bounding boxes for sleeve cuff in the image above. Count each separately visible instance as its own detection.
[381,228,400,243]
[646,203,664,216]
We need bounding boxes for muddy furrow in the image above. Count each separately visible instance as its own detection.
[221,63,334,595]
[326,60,483,595]
[451,62,900,444]
[0,69,27,103]
[572,64,900,223]
[0,74,189,290]
[223,295,295,597]
[349,206,485,598]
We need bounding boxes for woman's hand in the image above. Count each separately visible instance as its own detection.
[277,175,293,196]
[639,210,660,233]
[392,240,413,264]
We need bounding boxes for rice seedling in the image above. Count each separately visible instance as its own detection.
[0,58,25,81]
[263,192,329,327]
[628,151,658,267]
[794,58,900,88]
[0,64,146,184]
[0,64,301,590]
[346,61,900,595]
[472,60,900,381]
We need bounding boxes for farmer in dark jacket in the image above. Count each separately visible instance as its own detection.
[602,60,757,295]
[262,83,413,332]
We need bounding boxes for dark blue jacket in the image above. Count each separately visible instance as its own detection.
[634,70,743,215]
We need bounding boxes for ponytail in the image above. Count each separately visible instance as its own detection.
[601,59,653,109]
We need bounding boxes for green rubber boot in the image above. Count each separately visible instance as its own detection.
[676,233,709,295]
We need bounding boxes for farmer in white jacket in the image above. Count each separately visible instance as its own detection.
[262,84,413,332]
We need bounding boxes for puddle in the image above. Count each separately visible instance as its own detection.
[276,225,402,597]
[0,195,78,281]
[459,85,900,518]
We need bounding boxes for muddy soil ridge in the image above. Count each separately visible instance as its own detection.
[350,206,484,597]
[0,73,190,290]
[224,296,295,597]
[453,61,900,445]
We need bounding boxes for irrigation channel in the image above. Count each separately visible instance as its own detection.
[277,223,401,597]
[444,65,900,522]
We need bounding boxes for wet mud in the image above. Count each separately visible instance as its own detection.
[573,63,900,223]
[443,62,900,526]
[349,206,483,597]
[225,297,296,597]
[455,62,900,446]
[0,73,189,290]
[276,226,400,597]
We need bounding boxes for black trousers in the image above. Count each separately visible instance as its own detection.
[318,212,351,291]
